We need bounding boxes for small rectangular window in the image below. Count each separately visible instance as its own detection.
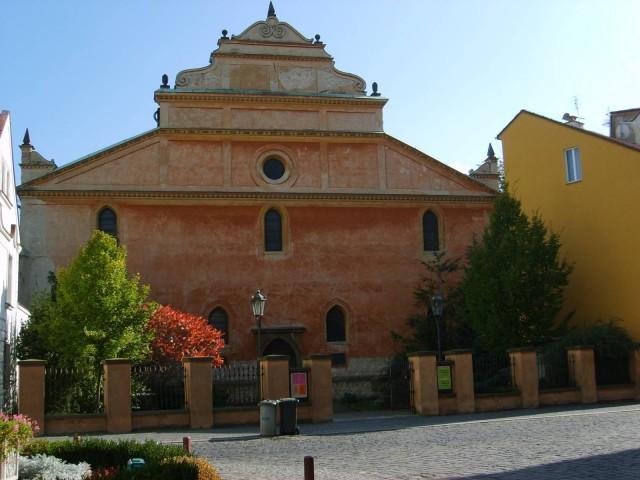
[565,147,582,183]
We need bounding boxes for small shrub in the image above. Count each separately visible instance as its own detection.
[19,453,91,480]
[542,319,634,360]
[161,456,222,480]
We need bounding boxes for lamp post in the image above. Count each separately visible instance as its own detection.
[430,293,444,361]
[251,289,267,392]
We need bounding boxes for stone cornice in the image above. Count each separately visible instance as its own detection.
[17,189,494,204]
[213,52,333,63]
[155,91,386,107]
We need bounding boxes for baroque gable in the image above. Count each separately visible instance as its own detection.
[173,11,365,98]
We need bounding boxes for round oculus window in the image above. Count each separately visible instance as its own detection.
[262,158,286,181]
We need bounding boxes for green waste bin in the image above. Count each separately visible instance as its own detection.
[259,400,278,437]
[279,398,299,435]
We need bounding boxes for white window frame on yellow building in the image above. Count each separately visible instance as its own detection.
[564,147,582,184]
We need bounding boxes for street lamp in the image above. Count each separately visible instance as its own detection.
[251,289,267,381]
[430,293,444,361]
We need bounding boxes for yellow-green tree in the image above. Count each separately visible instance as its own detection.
[20,231,154,410]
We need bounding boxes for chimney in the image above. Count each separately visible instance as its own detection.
[19,129,56,184]
[609,108,640,145]
[562,113,584,129]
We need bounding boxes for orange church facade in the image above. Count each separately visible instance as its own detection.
[18,7,496,371]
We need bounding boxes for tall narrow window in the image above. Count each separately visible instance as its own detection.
[264,209,282,252]
[209,307,229,344]
[565,147,582,183]
[6,255,13,306]
[98,207,117,237]
[423,210,439,252]
[326,306,346,342]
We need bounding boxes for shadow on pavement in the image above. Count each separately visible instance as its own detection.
[449,448,640,480]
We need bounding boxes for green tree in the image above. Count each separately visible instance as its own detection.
[19,231,154,409]
[49,231,154,367]
[392,252,471,353]
[460,190,572,353]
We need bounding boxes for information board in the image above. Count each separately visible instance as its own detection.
[437,365,452,392]
[290,371,308,399]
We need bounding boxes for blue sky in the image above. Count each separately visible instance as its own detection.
[2,1,638,183]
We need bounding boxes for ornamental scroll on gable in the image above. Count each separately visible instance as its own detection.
[175,14,366,96]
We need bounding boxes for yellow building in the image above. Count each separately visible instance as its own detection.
[499,109,640,339]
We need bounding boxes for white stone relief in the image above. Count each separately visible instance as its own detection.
[278,68,316,91]
[260,22,287,39]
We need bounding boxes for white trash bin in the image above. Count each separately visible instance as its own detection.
[259,400,278,436]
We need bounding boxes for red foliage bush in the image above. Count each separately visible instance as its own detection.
[89,466,119,479]
[149,305,225,366]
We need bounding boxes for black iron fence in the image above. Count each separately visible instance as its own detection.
[595,354,631,386]
[131,363,185,411]
[473,352,514,394]
[213,363,259,407]
[45,366,103,415]
[378,356,412,410]
[537,351,575,390]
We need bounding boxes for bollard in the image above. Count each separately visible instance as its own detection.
[183,436,192,454]
[304,456,314,480]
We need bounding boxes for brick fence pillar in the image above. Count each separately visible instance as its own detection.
[18,360,46,436]
[102,359,132,433]
[508,347,539,409]
[408,351,438,416]
[444,349,475,414]
[260,355,289,400]
[303,354,333,423]
[183,357,213,429]
[567,346,597,404]
[630,347,640,400]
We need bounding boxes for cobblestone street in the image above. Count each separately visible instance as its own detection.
[193,404,640,480]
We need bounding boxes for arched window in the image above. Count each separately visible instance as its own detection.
[423,210,439,252]
[326,306,346,342]
[209,307,229,344]
[264,209,282,252]
[98,207,118,237]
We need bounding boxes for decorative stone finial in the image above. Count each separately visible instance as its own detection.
[221,29,229,39]
[267,1,276,18]
[161,74,169,89]
[371,82,381,97]
[22,128,31,146]
[487,143,496,158]
[314,34,321,44]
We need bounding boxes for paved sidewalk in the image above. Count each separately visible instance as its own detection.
[46,403,640,479]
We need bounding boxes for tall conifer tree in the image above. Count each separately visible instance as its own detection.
[460,190,572,353]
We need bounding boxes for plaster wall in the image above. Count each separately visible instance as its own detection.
[23,199,489,362]
[43,136,486,197]
[502,113,640,339]
[0,112,27,408]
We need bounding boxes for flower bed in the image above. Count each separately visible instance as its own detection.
[21,438,221,479]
